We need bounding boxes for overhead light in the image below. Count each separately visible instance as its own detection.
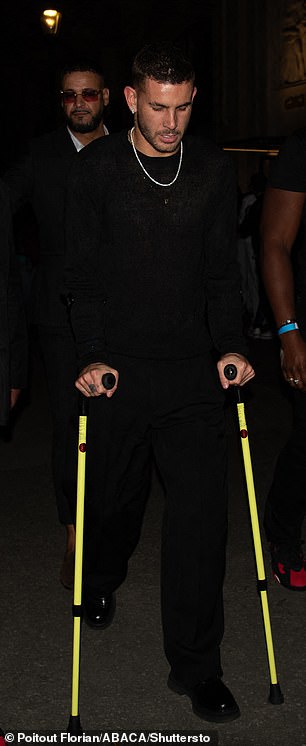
[41,8,62,35]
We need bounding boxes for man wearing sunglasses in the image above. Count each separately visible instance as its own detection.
[3,61,109,590]
[60,77,109,141]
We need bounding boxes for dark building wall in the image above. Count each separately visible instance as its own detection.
[212,0,306,188]
[266,0,306,136]
[213,0,268,142]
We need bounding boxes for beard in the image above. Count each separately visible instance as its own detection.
[136,111,183,154]
[64,107,104,134]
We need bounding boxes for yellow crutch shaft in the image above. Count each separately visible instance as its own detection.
[223,363,283,704]
[68,398,88,734]
[66,373,116,734]
[237,401,280,690]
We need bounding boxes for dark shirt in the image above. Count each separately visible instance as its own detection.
[268,127,306,320]
[269,127,306,192]
[65,130,247,367]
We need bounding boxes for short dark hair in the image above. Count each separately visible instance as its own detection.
[59,60,105,88]
[132,42,195,89]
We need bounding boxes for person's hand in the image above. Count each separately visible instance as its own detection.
[10,388,21,408]
[75,363,118,398]
[217,353,255,389]
[280,333,306,392]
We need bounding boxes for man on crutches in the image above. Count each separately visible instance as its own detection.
[64,42,254,723]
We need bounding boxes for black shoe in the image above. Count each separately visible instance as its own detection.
[83,591,116,629]
[270,542,306,591]
[168,672,240,723]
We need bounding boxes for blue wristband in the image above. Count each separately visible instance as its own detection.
[277,322,299,335]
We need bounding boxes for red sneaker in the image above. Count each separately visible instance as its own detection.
[270,543,306,591]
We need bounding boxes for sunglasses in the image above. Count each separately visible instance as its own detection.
[60,88,101,103]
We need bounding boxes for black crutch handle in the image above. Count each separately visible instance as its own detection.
[224,363,238,381]
[102,372,116,390]
[223,363,242,402]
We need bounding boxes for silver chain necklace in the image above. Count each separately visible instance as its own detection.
[130,126,183,187]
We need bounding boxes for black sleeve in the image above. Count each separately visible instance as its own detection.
[8,240,28,389]
[64,157,108,369]
[0,181,28,392]
[205,158,248,357]
[269,131,306,192]
[3,149,34,213]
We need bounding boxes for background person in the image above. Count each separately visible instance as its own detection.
[3,60,110,588]
[238,171,274,339]
[261,126,306,591]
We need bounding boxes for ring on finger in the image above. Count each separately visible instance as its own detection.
[88,383,96,394]
[294,378,300,384]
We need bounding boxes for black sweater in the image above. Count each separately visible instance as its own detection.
[65,130,247,366]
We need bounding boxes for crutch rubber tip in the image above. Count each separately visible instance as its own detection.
[268,682,284,705]
[67,715,83,734]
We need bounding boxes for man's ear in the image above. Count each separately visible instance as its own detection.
[102,87,110,107]
[124,86,137,114]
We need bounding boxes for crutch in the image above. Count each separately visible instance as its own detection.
[224,363,284,705]
[67,371,116,735]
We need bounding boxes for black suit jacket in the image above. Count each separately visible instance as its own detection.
[4,126,78,327]
[0,179,27,425]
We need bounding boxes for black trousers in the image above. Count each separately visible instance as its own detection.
[38,325,78,525]
[264,388,306,546]
[77,352,228,686]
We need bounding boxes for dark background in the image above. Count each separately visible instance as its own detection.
[1,0,215,169]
